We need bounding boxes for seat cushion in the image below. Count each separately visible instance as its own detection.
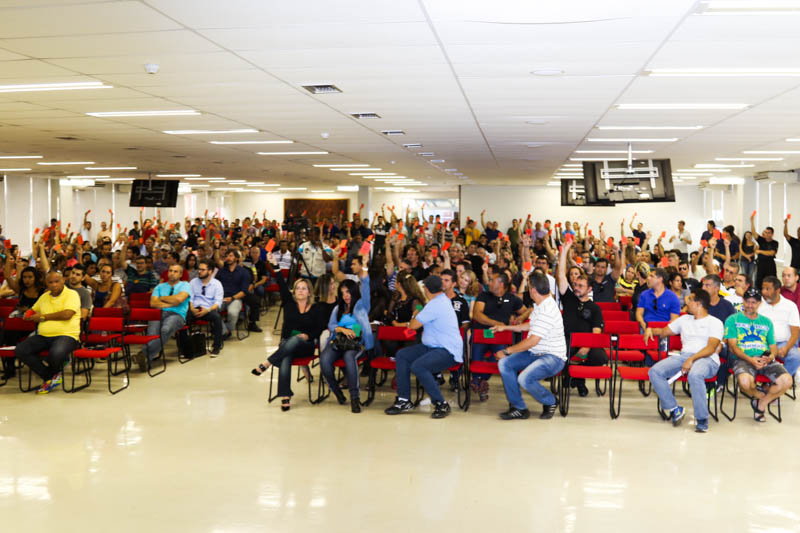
[617,366,650,381]
[74,347,122,359]
[370,356,396,370]
[85,333,122,345]
[470,361,499,374]
[613,350,646,362]
[122,334,160,345]
[568,366,613,380]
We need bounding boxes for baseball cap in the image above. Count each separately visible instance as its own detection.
[422,275,443,294]
[743,288,761,301]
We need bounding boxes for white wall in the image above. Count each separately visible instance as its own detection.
[460,184,707,245]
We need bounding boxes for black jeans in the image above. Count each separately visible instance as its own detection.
[188,309,224,349]
[245,293,261,323]
[268,335,316,397]
[15,335,80,382]
[320,344,362,398]
[569,347,608,388]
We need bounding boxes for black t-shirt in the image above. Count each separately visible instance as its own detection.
[756,237,778,266]
[468,254,484,274]
[632,229,646,244]
[409,264,427,281]
[591,274,616,303]
[560,288,604,337]
[683,277,700,292]
[788,236,800,270]
[242,260,268,285]
[450,294,470,324]
[473,290,523,326]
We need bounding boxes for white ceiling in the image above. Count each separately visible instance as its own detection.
[1,0,800,191]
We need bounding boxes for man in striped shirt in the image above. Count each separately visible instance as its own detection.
[493,273,567,420]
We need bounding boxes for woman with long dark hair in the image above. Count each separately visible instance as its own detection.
[319,261,371,413]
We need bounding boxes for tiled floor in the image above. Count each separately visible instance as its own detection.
[2,308,799,532]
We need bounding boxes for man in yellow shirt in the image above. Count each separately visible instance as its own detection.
[15,271,81,394]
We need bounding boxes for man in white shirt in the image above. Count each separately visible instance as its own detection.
[724,272,750,313]
[492,273,566,420]
[644,289,723,433]
[669,220,692,260]
[759,276,800,378]
[297,227,332,279]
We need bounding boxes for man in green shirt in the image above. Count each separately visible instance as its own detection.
[723,288,792,422]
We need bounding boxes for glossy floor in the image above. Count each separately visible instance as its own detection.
[1,309,799,533]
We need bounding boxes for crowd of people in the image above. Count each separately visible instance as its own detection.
[1,205,798,429]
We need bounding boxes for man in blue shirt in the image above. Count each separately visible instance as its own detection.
[189,259,225,356]
[635,268,681,364]
[133,264,192,372]
[215,249,262,337]
[385,275,463,419]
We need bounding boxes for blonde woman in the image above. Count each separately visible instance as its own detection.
[251,253,326,411]
[457,269,482,318]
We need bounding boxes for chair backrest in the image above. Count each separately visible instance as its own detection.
[603,321,640,335]
[472,328,513,345]
[596,301,622,311]
[1,298,19,308]
[618,295,632,310]
[128,292,152,307]
[92,307,123,318]
[668,335,682,351]
[569,332,613,350]
[87,317,124,333]
[128,307,162,322]
[602,310,630,321]
[377,325,417,342]
[617,333,658,351]
[0,306,13,320]
[280,269,290,279]
[2,317,37,333]
[647,321,670,329]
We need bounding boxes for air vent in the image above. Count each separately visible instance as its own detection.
[350,112,381,119]
[302,84,342,94]
[381,130,405,136]
[418,152,434,157]
[403,143,422,149]
[55,136,81,141]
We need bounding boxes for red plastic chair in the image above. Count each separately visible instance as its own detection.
[596,301,622,311]
[603,321,644,363]
[364,326,420,406]
[122,307,166,377]
[611,334,659,418]
[618,295,632,311]
[0,317,38,391]
[128,292,152,308]
[602,310,630,322]
[465,327,514,405]
[66,317,129,394]
[560,333,615,417]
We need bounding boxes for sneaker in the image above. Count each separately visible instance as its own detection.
[431,401,451,419]
[36,379,51,394]
[479,378,489,402]
[37,373,62,395]
[500,406,530,420]
[695,419,709,433]
[706,387,716,400]
[671,406,686,426]
[133,350,147,372]
[210,346,221,357]
[539,402,557,419]
[385,397,415,415]
[577,383,589,397]
[350,397,361,413]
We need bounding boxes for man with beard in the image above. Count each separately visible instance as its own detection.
[189,259,225,355]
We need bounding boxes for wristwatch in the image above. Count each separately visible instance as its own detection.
[502,348,510,356]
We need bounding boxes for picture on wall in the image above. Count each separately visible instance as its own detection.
[283,198,350,222]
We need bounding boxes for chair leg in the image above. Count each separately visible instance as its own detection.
[785,376,796,401]
[268,365,278,403]
[613,379,624,419]
[768,397,782,422]
[595,378,607,397]
[720,375,737,421]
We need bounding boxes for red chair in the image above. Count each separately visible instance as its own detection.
[365,326,419,406]
[65,317,129,394]
[618,295,632,311]
[720,368,782,422]
[92,307,123,318]
[603,321,644,364]
[0,317,38,391]
[466,327,514,404]
[128,292,152,308]
[596,302,622,311]
[0,298,20,308]
[267,337,323,405]
[602,310,630,322]
[122,307,166,377]
[612,334,659,418]
[559,333,615,417]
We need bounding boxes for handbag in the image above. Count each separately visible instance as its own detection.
[177,328,207,359]
[331,331,362,352]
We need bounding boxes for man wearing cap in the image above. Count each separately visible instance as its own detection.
[758,276,800,379]
[385,275,463,419]
[723,288,793,422]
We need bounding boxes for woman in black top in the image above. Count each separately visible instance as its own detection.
[251,254,326,411]
[380,271,426,359]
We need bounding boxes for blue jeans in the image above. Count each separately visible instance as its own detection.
[777,340,800,377]
[471,342,507,380]
[649,352,718,421]
[220,299,242,334]
[320,344,362,398]
[144,312,185,360]
[498,352,565,409]
[396,344,456,404]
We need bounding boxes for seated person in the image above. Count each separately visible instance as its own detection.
[215,249,262,336]
[724,288,793,422]
[385,275,463,419]
[494,273,567,420]
[14,271,81,394]
[471,270,527,402]
[188,259,225,356]
[132,265,192,372]
[758,276,800,378]
[125,254,159,294]
[645,290,723,433]
[635,267,681,363]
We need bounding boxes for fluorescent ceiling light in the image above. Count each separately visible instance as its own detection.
[616,103,748,110]
[743,150,800,154]
[277,187,307,191]
[0,81,111,93]
[337,185,359,192]
[363,175,405,179]
[227,180,247,184]
[190,184,210,187]
[785,138,800,142]
[209,140,293,145]
[531,69,565,76]
[709,176,746,185]
[546,181,561,187]
[257,151,328,155]
[699,1,800,15]
[67,175,109,178]
[313,164,369,168]
[695,163,754,168]
[677,168,731,172]
[570,157,629,161]
[715,157,783,161]
[38,161,94,165]
[444,168,458,172]
[0,155,42,159]
[596,125,703,130]
[163,129,258,135]
[430,159,445,163]
[184,177,211,181]
[311,190,334,193]
[243,182,265,186]
[64,178,94,186]
[156,174,201,178]
[561,164,582,167]
[674,172,714,176]
[207,178,228,182]
[95,178,134,182]
[647,68,800,77]
[0,168,31,171]
[575,150,654,154]
[349,172,395,176]
[85,166,137,170]
[418,152,435,157]
[587,138,678,142]
[329,168,382,172]
[87,110,200,117]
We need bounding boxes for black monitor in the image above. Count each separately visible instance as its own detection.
[582,159,675,205]
[560,179,587,206]
[129,179,179,208]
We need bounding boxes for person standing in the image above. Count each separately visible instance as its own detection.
[385,275,463,419]
[750,212,778,290]
[782,216,800,271]
[645,290,723,433]
[669,220,692,261]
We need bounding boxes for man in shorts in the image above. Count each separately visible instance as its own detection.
[723,288,793,422]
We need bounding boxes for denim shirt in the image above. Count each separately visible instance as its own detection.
[327,274,373,349]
